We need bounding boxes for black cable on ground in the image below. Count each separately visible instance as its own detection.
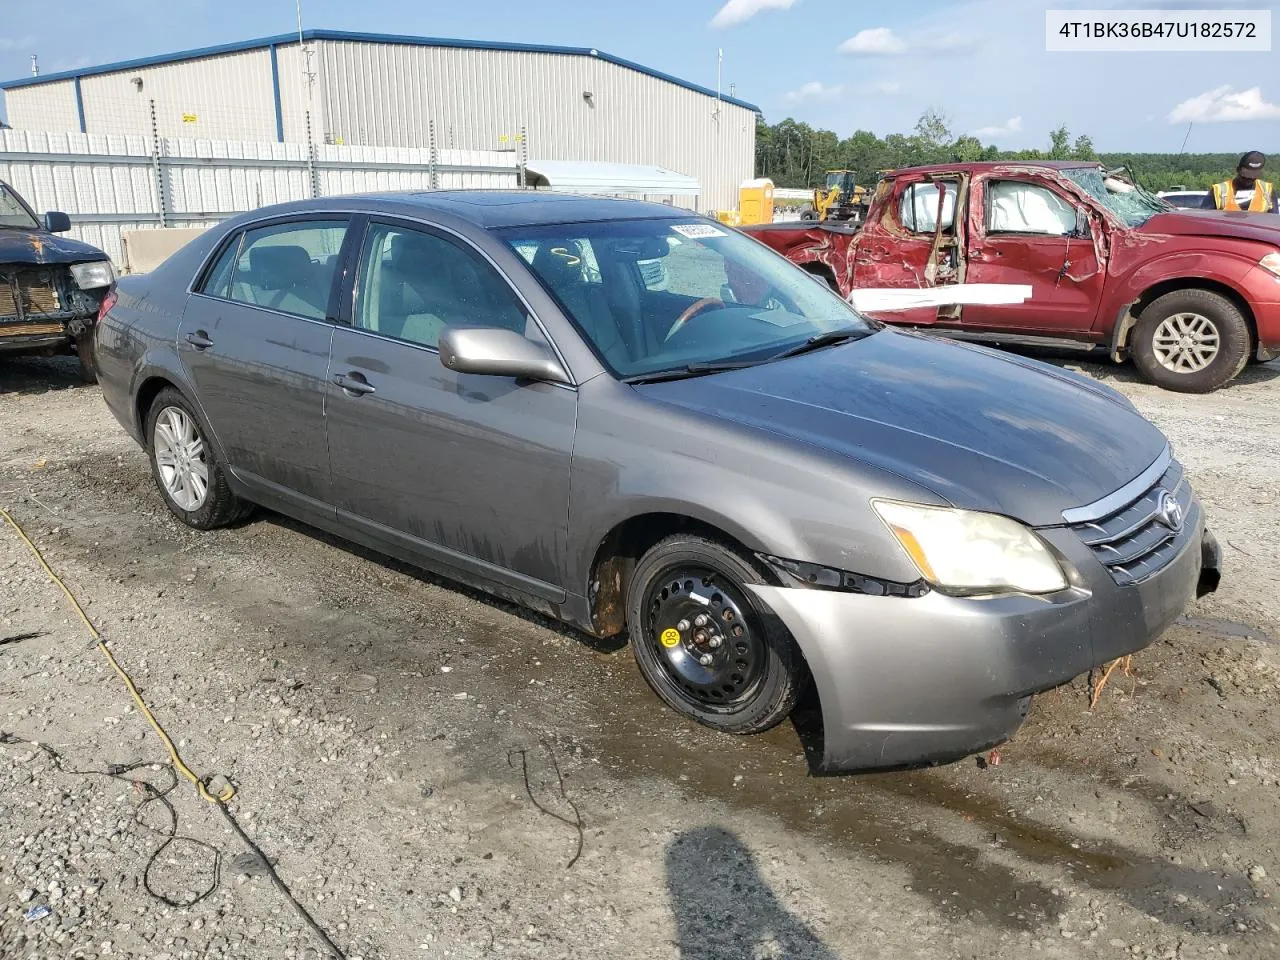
[508,742,585,869]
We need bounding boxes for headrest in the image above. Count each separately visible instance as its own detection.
[531,242,585,285]
[249,245,312,289]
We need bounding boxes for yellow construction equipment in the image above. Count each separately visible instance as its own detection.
[802,170,867,223]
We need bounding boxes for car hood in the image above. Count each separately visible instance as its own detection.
[1136,209,1280,245]
[0,227,107,265]
[638,330,1168,527]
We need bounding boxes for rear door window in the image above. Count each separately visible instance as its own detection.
[227,220,348,320]
[899,181,958,234]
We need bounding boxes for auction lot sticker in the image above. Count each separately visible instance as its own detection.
[671,223,728,239]
[1046,9,1271,51]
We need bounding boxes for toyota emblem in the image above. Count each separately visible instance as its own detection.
[1156,490,1184,531]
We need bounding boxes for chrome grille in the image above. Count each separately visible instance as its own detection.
[1070,461,1194,586]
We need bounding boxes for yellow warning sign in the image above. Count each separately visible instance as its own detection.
[659,628,681,648]
[181,113,197,124]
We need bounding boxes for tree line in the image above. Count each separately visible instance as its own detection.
[755,111,1245,194]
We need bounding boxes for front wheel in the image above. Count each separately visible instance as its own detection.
[1130,289,1251,393]
[75,330,98,384]
[625,535,805,735]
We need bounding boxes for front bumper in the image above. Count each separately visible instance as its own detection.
[749,509,1219,773]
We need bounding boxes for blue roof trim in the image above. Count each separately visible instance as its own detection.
[0,29,761,113]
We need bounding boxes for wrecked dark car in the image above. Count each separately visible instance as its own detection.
[1,181,115,382]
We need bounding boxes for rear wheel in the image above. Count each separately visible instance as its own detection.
[625,535,804,735]
[1130,289,1250,393]
[146,388,250,529]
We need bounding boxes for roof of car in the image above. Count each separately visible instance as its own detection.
[884,160,1101,177]
[246,191,704,229]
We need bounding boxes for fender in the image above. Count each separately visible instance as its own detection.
[128,349,230,468]
[1101,248,1257,328]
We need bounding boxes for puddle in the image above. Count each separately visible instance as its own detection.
[1177,614,1275,645]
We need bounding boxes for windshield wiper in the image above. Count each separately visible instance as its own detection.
[621,360,763,385]
[769,328,866,361]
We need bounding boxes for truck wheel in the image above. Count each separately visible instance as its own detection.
[800,207,818,221]
[75,331,98,384]
[625,534,805,735]
[1131,289,1251,393]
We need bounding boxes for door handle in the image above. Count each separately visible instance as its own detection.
[333,372,376,396]
[184,331,214,350]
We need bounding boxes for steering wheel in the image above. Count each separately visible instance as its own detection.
[664,297,725,342]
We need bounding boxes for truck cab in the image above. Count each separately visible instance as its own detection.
[744,161,1280,393]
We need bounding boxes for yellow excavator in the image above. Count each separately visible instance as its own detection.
[802,170,867,223]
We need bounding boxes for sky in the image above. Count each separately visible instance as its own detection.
[1,0,1277,153]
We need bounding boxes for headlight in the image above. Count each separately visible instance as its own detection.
[872,500,1067,595]
[1260,252,1280,279]
[70,260,115,290]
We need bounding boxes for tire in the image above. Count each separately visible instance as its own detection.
[75,330,98,384]
[625,534,804,735]
[800,207,818,221]
[145,388,250,530]
[1130,289,1251,393]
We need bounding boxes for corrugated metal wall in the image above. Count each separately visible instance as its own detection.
[3,79,82,133]
[4,39,756,212]
[79,49,281,142]
[316,41,755,211]
[0,128,518,265]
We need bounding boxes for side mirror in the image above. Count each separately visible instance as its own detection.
[43,211,72,233]
[438,326,569,384]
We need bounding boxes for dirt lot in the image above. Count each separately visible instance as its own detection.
[1,352,1278,960]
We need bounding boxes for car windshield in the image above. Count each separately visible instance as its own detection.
[1063,166,1170,227]
[501,218,874,380]
[0,185,40,230]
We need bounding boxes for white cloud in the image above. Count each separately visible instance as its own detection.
[972,116,1024,138]
[709,0,801,29]
[0,36,35,52]
[784,81,845,102]
[838,27,908,56]
[872,79,903,95]
[1168,85,1280,123]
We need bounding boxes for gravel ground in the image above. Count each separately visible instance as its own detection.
[1,352,1278,960]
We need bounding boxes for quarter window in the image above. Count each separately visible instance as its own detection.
[353,223,530,349]
[199,236,240,299]
[226,221,348,320]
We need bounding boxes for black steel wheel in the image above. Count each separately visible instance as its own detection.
[626,534,804,734]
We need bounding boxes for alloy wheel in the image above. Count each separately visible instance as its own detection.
[153,406,210,511]
[1152,312,1220,374]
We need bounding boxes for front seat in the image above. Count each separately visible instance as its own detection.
[531,243,632,369]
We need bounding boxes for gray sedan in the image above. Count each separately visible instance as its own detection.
[95,192,1221,771]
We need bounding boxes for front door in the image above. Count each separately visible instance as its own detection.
[851,175,966,326]
[325,219,576,598]
[177,217,349,509]
[961,176,1106,333]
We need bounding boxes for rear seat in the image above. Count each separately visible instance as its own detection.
[237,244,330,318]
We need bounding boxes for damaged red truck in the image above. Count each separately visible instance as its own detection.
[742,161,1280,393]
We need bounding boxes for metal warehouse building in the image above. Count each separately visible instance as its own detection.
[0,30,759,210]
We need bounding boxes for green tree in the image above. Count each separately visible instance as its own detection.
[1071,134,1096,160]
[1048,125,1071,159]
[950,134,985,163]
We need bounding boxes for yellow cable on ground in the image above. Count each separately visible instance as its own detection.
[0,506,234,804]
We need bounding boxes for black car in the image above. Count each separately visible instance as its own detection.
[1,181,115,381]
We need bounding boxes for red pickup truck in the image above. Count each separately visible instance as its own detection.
[743,161,1280,392]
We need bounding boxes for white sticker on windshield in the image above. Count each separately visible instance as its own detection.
[670,223,727,239]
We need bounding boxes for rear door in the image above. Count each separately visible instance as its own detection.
[178,217,349,515]
[324,217,575,598]
[852,174,966,325]
[960,175,1105,333]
